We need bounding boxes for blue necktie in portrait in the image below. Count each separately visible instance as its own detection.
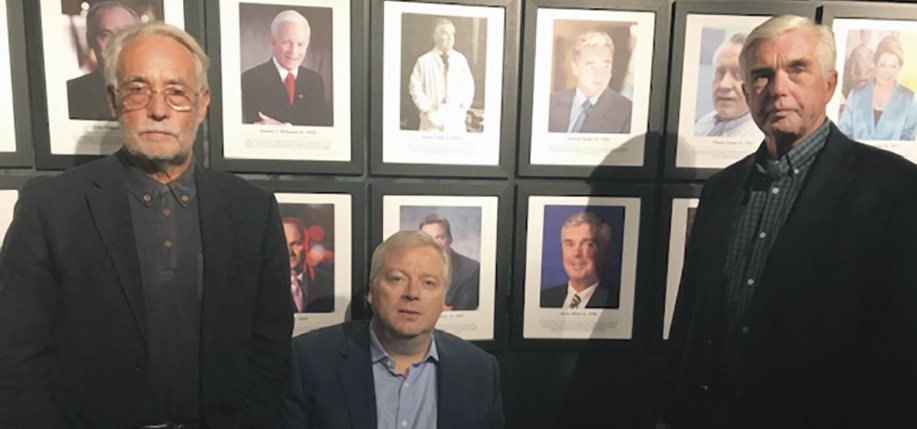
[570,99,594,133]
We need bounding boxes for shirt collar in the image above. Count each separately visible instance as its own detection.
[753,119,830,180]
[118,149,197,208]
[572,88,603,108]
[273,57,299,81]
[368,320,439,365]
[433,47,453,58]
[567,281,599,303]
[715,111,751,125]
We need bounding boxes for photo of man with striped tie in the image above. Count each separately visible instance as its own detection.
[540,211,621,309]
[547,31,633,134]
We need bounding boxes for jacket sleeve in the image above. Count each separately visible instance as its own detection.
[0,180,68,428]
[245,195,294,428]
[409,57,432,114]
[488,354,505,429]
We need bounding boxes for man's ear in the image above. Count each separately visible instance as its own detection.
[106,85,119,118]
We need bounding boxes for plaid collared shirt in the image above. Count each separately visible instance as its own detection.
[721,120,831,382]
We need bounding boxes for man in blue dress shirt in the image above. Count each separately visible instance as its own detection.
[280,230,504,429]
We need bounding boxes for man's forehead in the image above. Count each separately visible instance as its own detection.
[716,43,742,65]
[562,223,596,238]
[750,29,817,64]
[119,35,197,81]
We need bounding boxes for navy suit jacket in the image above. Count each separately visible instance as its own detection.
[66,68,114,121]
[241,60,332,126]
[280,320,504,429]
[548,87,632,134]
[446,249,480,311]
[539,278,620,309]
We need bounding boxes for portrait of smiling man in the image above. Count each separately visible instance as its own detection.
[661,15,917,429]
[0,22,292,428]
[694,32,761,138]
[280,230,504,429]
[540,211,621,310]
[241,9,332,126]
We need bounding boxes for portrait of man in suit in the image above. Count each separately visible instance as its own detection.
[0,22,292,428]
[540,211,621,309]
[693,33,759,138]
[280,230,504,429]
[548,31,633,134]
[67,1,140,121]
[283,216,334,313]
[408,17,476,132]
[240,9,332,126]
[419,213,480,311]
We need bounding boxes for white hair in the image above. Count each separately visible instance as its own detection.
[103,21,210,91]
[369,230,453,290]
[740,15,836,82]
[270,10,310,36]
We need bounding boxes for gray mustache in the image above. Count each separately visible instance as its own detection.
[138,127,179,136]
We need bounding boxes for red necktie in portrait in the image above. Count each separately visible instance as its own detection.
[285,72,295,105]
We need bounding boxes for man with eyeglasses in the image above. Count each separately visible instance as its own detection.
[0,22,292,429]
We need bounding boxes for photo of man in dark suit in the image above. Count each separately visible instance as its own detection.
[0,22,292,428]
[241,10,332,126]
[67,1,139,121]
[283,216,334,313]
[419,213,480,311]
[279,231,504,429]
[548,31,633,134]
[540,211,620,309]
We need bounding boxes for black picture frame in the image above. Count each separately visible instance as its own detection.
[369,179,512,351]
[510,181,655,352]
[206,0,367,175]
[516,0,669,179]
[0,0,33,168]
[368,0,520,178]
[251,179,368,322]
[26,0,206,171]
[663,1,817,181]
[819,2,917,30]
[649,184,702,353]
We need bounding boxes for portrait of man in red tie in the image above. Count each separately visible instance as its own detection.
[240,8,333,127]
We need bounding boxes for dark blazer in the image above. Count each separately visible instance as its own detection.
[446,249,480,311]
[539,278,620,309]
[0,154,293,428]
[67,68,114,121]
[300,262,334,313]
[661,123,917,428]
[241,60,332,126]
[280,320,504,429]
[547,87,632,134]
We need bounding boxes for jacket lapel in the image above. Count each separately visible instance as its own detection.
[196,166,234,352]
[337,323,377,429]
[434,330,462,429]
[84,155,148,346]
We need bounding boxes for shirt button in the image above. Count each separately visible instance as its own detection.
[163,208,171,217]
[746,278,755,286]
[793,168,800,175]
[758,232,766,239]
[701,384,709,391]
[742,326,750,334]
[164,240,173,248]
[143,194,151,202]
[181,195,189,203]
[771,187,780,195]
[404,382,409,387]
[401,421,407,427]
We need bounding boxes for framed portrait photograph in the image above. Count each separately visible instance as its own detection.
[823,3,917,164]
[664,2,816,180]
[0,176,26,245]
[208,0,365,174]
[0,0,33,168]
[514,182,654,347]
[253,180,365,337]
[658,185,701,341]
[371,181,511,347]
[518,0,668,178]
[30,0,200,169]
[369,0,520,178]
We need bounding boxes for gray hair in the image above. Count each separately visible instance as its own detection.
[431,18,455,37]
[740,15,836,82]
[86,2,139,51]
[369,230,453,290]
[562,211,613,261]
[103,21,210,91]
[270,10,310,36]
[714,33,747,65]
[572,31,615,64]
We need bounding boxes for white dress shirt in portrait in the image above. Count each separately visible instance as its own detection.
[408,47,475,132]
[562,281,599,309]
[567,89,603,133]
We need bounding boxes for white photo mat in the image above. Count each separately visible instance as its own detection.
[382,194,498,341]
[663,198,698,340]
[0,2,16,153]
[0,189,17,245]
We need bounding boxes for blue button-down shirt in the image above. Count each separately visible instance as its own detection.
[369,324,439,429]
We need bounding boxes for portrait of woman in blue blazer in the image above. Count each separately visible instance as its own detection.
[838,35,917,141]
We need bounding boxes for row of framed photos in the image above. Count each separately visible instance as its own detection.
[2,1,917,179]
[1,176,699,351]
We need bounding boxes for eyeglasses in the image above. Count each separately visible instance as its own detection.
[117,83,199,112]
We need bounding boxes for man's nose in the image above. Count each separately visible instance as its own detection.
[771,70,791,96]
[148,91,169,120]
[403,280,421,300]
